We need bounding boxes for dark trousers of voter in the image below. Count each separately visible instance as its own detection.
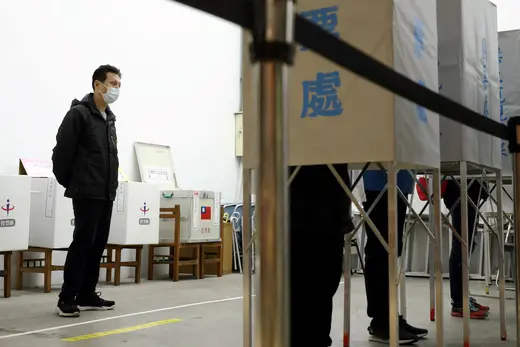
[363,190,407,326]
[289,165,349,347]
[60,199,113,300]
[443,180,484,306]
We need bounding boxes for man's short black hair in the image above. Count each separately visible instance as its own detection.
[92,64,122,90]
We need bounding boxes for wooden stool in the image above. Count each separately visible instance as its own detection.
[0,251,12,298]
[199,206,224,278]
[148,205,201,282]
[17,247,115,293]
[104,245,143,286]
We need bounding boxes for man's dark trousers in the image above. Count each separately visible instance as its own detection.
[443,180,485,306]
[289,165,350,347]
[60,199,113,300]
[363,190,407,326]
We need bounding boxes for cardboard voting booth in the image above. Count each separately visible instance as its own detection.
[242,0,440,169]
[134,142,222,243]
[498,30,520,176]
[19,158,74,249]
[438,0,501,168]
[0,174,31,252]
[108,178,161,245]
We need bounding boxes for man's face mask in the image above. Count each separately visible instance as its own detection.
[100,83,120,104]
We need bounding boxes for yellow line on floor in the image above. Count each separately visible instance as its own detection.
[61,318,183,342]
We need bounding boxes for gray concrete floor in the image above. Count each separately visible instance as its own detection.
[0,274,516,347]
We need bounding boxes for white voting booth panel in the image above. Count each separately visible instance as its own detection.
[0,175,31,252]
[160,190,221,243]
[242,0,440,169]
[29,178,74,249]
[498,30,520,176]
[17,159,74,249]
[438,0,501,168]
[109,181,160,245]
[134,142,222,243]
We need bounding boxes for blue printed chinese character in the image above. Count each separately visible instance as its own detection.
[413,19,425,58]
[499,47,503,63]
[483,96,489,117]
[502,141,508,157]
[300,6,339,51]
[500,78,507,123]
[416,80,427,123]
[301,71,343,118]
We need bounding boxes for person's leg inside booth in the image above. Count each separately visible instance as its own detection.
[362,170,428,344]
[289,164,351,347]
[443,180,490,319]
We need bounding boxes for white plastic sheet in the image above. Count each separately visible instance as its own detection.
[498,30,520,176]
[437,0,501,168]
[393,0,440,167]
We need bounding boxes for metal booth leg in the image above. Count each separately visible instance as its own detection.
[429,200,436,322]
[387,163,399,347]
[432,168,444,346]
[343,233,352,347]
[251,0,293,345]
[511,116,520,347]
[460,162,471,347]
[242,168,253,347]
[497,169,507,341]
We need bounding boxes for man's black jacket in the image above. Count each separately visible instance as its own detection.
[52,93,119,201]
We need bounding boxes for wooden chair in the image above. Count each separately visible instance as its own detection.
[147,205,201,281]
[104,245,143,286]
[0,251,12,298]
[16,247,116,293]
[199,206,224,278]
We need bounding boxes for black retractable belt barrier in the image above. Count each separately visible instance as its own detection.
[168,0,508,141]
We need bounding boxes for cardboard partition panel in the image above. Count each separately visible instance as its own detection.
[242,0,440,169]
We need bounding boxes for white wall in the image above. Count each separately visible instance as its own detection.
[491,0,520,31]
[0,0,241,288]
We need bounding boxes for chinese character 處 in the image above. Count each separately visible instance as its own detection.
[300,6,340,51]
[301,71,343,118]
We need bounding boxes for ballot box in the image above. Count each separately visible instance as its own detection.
[0,175,31,251]
[498,29,520,176]
[17,159,74,249]
[438,0,501,168]
[133,141,222,244]
[108,181,160,245]
[28,177,74,248]
[242,0,440,169]
[159,190,222,243]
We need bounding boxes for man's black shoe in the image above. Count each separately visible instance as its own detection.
[76,292,115,311]
[399,316,428,339]
[56,299,81,317]
[368,322,419,345]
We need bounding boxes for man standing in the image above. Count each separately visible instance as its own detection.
[52,65,121,317]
